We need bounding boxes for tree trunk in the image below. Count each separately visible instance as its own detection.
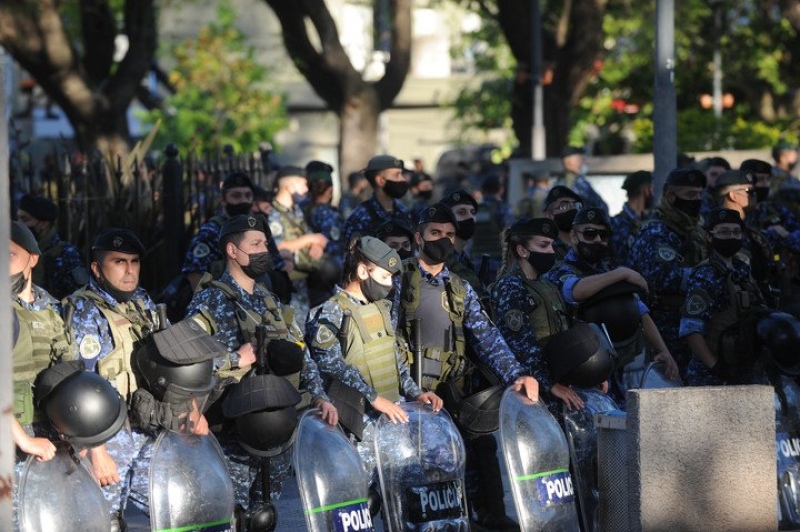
[339,89,381,178]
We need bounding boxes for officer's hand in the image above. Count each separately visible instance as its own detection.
[279,249,296,273]
[236,343,257,367]
[308,242,326,261]
[372,396,409,423]
[551,383,584,411]
[318,400,339,426]
[310,233,329,248]
[18,435,56,462]
[192,414,210,436]
[654,350,680,381]
[416,391,443,412]
[598,380,610,394]
[512,376,539,402]
[89,445,121,485]
[618,267,649,293]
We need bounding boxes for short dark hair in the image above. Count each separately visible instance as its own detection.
[219,232,248,258]
[341,238,371,285]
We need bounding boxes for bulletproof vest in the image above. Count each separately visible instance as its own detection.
[31,227,64,290]
[470,209,502,261]
[703,256,767,370]
[198,278,309,407]
[12,301,70,425]
[71,288,155,402]
[520,274,570,342]
[646,206,708,268]
[332,292,400,402]
[273,203,315,279]
[743,225,781,303]
[400,261,467,390]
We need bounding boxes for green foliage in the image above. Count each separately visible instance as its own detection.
[140,1,287,153]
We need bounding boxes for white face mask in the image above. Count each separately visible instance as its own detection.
[579,163,588,176]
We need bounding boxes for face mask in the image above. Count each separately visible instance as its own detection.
[755,187,769,203]
[553,210,577,232]
[790,161,798,172]
[672,197,702,218]
[418,190,433,201]
[291,193,308,205]
[526,251,556,274]
[239,251,273,279]
[711,237,742,258]
[225,202,253,217]
[100,276,136,303]
[397,248,415,261]
[579,163,588,175]
[577,242,608,264]
[362,275,393,302]
[422,238,454,265]
[644,194,655,210]
[10,272,27,296]
[456,218,476,241]
[383,180,410,199]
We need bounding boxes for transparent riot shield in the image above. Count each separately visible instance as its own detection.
[150,431,235,532]
[294,409,374,532]
[375,402,469,532]
[18,441,109,532]
[499,390,580,531]
[776,376,800,529]
[562,388,619,532]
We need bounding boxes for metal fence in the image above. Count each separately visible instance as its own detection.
[10,142,277,294]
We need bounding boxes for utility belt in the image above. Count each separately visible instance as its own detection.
[416,347,467,392]
[654,293,684,311]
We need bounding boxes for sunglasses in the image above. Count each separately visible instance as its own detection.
[577,228,611,242]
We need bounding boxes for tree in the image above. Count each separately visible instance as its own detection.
[0,0,157,158]
[141,1,287,153]
[263,0,411,177]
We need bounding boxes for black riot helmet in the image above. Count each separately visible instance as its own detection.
[36,364,127,448]
[546,322,614,388]
[222,374,302,457]
[757,311,800,376]
[577,281,643,344]
[266,339,305,377]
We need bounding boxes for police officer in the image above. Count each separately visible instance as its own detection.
[375,219,416,261]
[490,218,584,419]
[63,227,159,530]
[680,208,768,386]
[699,156,731,217]
[304,161,346,270]
[545,208,678,398]
[185,214,337,514]
[440,189,489,297]
[610,171,653,267]
[342,155,413,244]
[543,185,583,259]
[557,146,608,213]
[306,236,443,474]
[16,194,88,299]
[405,170,435,224]
[771,140,799,196]
[629,167,708,378]
[340,170,371,220]
[394,202,538,530]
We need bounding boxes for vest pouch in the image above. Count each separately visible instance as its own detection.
[14,381,35,426]
[326,380,366,441]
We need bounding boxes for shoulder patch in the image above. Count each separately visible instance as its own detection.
[269,220,284,238]
[504,309,524,332]
[192,243,210,259]
[79,335,102,359]
[314,323,337,347]
[657,246,677,262]
[684,292,709,316]
[329,226,341,241]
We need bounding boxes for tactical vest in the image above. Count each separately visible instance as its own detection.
[273,203,316,278]
[400,261,468,390]
[70,288,155,402]
[198,278,310,407]
[645,208,708,268]
[520,275,570,342]
[332,292,400,402]
[470,209,502,261]
[703,257,766,371]
[12,302,70,425]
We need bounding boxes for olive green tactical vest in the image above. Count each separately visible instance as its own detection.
[272,202,315,278]
[332,292,400,402]
[520,274,570,342]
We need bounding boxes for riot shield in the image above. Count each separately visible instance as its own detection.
[499,389,580,531]
[375,402,469,532]
[294,409,374,532]
[150,431,235,532]
[776,376,800,529]
[18,442,109,532]
[562,388,619,532]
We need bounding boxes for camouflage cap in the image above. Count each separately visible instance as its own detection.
[665,167,706,188]
[92,228,145,255]
[19,194,58,222]
[572,207,611,229]
[508,217,559,239]
[706,207,743,230]
[441,189,479,211]
[358,236,402,274]
[11,220,41,255]
[219,214,269,240]
[544,185,582,208]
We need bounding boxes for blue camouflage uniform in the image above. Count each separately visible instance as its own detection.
[610,203,645,268]
[32,227,88,300]
[556,172,608,213]
[185,270,328,508]
[306,203,346,268]
[63,278,157,516]
[343,196,413,245]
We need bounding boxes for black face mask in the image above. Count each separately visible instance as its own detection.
[553,210,577,233]
[422,238,454,265]
[711,237,742,258]
[644,194,655,210]
[240,251,273,279]
[456,218,476,241]
[526,251,556,274]
[383,180,410,199]
[100,276,137,304]
[577,242,608,264]
[10,272,27,296]
[362,276,393,302]
[672,197,702,218]
[397,248,415,261]
[418,190,433,201]
[225,202,253,218]
[755,187,769,203]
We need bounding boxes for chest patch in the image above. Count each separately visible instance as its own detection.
[657,246,677,262]
[504,310,524,332]
[684,293,709,316]
[79,334,102,359]
[269,220,284,238]
[192,243,210,259]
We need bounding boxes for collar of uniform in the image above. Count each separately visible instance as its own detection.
[368,195,407,215]
[219,270,270,299]
[564,247,608,274]
[333,285,368,305]
[622,202,640,220]
[89,276,148,306]
[15,284,57,311]
[417,261,450,285]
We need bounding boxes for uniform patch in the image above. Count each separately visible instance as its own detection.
[79,335,102,359]
[505,310,524,332]
[657,246,677,262]
[315,324,337,346]
[330,226,341,241]
[269,220,284,238]
[192,243,210,259]
[684,293,709,316]
[387,257,398,269]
